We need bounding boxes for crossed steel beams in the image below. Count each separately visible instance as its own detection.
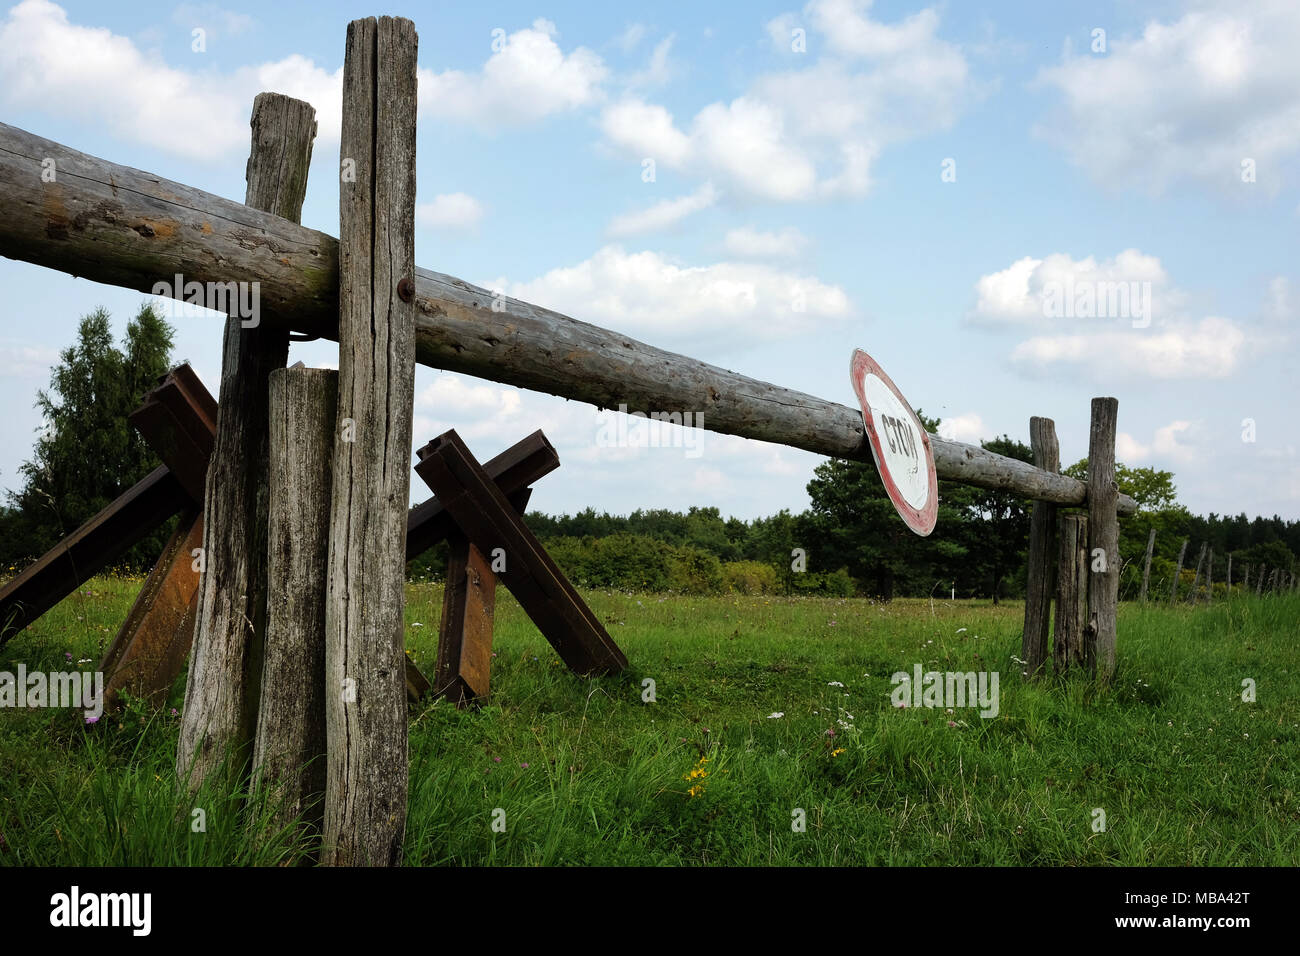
[0,363,625,711]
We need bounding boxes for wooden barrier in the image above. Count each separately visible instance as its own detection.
[0,120,1138,517]
[1087,398,1119,680]
[178,92,318,792]
[1139,528,1156,603]
[1021,417,1058,677]
[322,16,419,867]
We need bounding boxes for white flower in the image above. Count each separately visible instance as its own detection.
[767,712,784,719]
[412,622,424,627]
[828,681,844,687]
[956,627,967,633]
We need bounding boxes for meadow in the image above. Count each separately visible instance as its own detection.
[1,577,1296,866]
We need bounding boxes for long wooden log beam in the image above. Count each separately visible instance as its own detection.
[0,122,1136,515]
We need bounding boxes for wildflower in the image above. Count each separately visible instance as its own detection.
[493,757,501,763]
[687,785,703,798]
[170,708,178,717]
[520,762,529,768]
[827,681,844,687]
[947,720,957,728]
[65,652,72,661]
[85,715,99,725]
[767,712,784,719]
[825,727,836,737]
[830,748,845,757]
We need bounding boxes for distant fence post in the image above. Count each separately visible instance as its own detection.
[1189,542,1207,605]
[1170,539,1188,604]
[1021,416,1058,677]
[1206,548,1214,604]
[1086,398,1119,681]
[1139,528,1156,603]
[1257,567,1266,596]
[323,15,419,867]
[1054,514,1088,674]
[177,92,318,792]
[1226,553,1233,595]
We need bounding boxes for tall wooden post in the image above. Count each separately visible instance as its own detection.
[1206,548,1214,604]
[1170,539,1188,603]
[1226,553,1233,595]
[1086,398,1119,681]
[1188,542,1206,605]
[178,93,317,791]
[253,368,336,840]
[1053,514,1088,674]
[1257,566,1266,596]
[1138,528,1156,603]
[323,16,418,867]
[1021,417,1058,677]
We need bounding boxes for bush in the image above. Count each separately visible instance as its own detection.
[666,546,723,594]
[720,561,778,595]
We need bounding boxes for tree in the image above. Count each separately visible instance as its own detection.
[957,436,1033,604]
[6,304,175,568]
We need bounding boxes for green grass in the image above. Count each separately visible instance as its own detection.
[2,578,1297,865]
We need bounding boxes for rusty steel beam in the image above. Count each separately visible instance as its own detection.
[414,430,626,676]
[0,465,190,648]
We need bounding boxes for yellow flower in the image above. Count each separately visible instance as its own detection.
[830,748,845,757]
[687,785,704,798]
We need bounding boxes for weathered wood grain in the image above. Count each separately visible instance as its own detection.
[1021,417,1058,678]
[253,368,335,842]
[1086,397,1119,682]
[323,17,418,868]
[1170,538,1188,604]
[0,122,1137,515]
[177,93,317,792]
[1188,542,1207,606]
[1138,528,1156,603]
[1053,514,1088,675]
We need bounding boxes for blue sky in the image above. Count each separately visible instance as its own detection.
[0,0,1296,522]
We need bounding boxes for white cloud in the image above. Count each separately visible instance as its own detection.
[1034,2,1300,193]
[1010,316,1246,380]
[490,245,851,349]
[417,193,485,232]
[627,34,675,88]
[1116,432,1150,462]
[723,227,808,260]
[420,18,607,127]
[600,98,692,166]
[616,23,647,54]
[606,183,717,237]
[602,0,976,201]
[1264,276,1293,321]
[1152,420,1198,462]
[0,0,346,157]
[0,0,247,159]
[937,413,985,445]
[971,249,1173,326]
[0,343,59,378]
[171,3,254,38]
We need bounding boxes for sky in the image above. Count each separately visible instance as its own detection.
[0,0,1296,524]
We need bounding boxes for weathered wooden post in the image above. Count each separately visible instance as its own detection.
[1189,542,1207,605]
[1170,538,1188,603]
[252,368,336,839]
[177,93,317,790]
[1139,528,1156,603]
[323,15,418,867]
[1053,514,1088,674]
[1021,417,1058,677]
[1257,566,1266,596]
[1226,553,1233,595]
[1086,398,1119,681]
[1206,548,1214,604]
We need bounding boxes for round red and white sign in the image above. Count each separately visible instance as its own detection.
[849,349,938,537]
